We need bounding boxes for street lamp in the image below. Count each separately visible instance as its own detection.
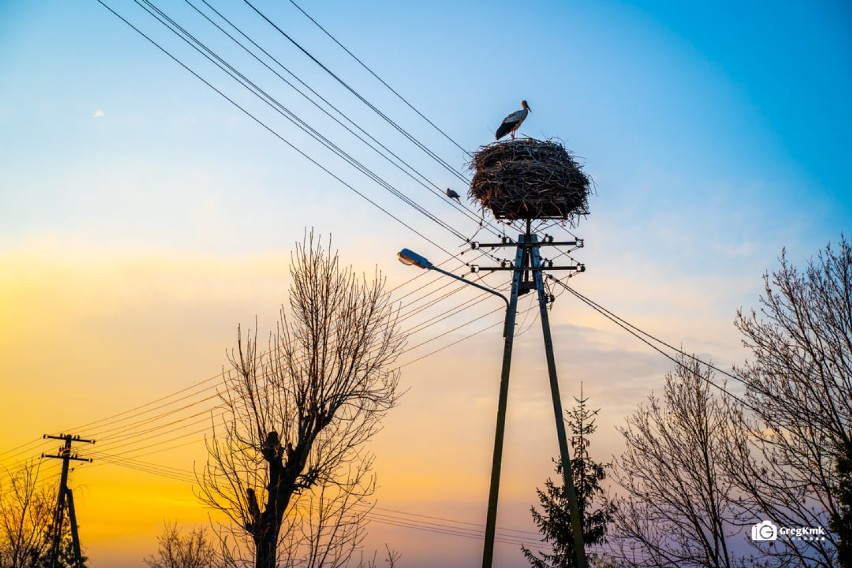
[397,248,509,315]
[397,247,519,568]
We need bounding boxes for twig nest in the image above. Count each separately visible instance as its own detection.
[468,139,591,222]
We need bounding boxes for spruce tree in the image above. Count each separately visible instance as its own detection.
[522,388,614,568]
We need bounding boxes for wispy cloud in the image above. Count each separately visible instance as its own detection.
[92,109,106,119]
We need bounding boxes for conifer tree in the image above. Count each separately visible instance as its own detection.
[523,388,614,567]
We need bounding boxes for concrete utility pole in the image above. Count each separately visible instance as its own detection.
[42,434,94,568]
[398,224,589,568]
[473,227,588,568]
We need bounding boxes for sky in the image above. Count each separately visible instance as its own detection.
[1,0,851,566]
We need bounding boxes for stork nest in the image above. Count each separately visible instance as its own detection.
[468,139,591,222]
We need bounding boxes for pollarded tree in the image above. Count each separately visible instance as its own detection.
[522,388,614,567]
[198,231,404,568]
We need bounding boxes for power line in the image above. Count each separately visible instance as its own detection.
[98,0,458,259]
[133,0,471,247]
[80,453,543,546]
[49,253,476,445]
[287,0,471,157]
[19,289,515,463]
[188,0,503,241]
[125,0,519,268]
[243,0,470,187]
[0,261,502,467]
[548,276,759,413]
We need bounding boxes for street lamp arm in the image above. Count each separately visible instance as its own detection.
[430,265,509,310]
[398,248,510,336]
[397,248,508,308]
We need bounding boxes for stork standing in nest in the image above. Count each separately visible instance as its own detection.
[496,100,531,140]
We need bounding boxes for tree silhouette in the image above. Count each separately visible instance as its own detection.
[523,387,614,567]
[144,524,215,568]
[610,356,745,568]
[0,462,86,568]
[198,231,403,568]
[725,236,852,567]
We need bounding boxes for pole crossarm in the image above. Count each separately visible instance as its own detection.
[470,264,585,272]
[42,434,94,463]
[472,238,583,249]
[43,434,95,443]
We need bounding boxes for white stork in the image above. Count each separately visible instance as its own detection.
[495,100,531,141]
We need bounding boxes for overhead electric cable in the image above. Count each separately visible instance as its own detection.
[549,277,759,413]
[98,0,457,259]
[188,0,502,240]
[242,0,470,186]
[134,0,470,247]
[287,0,472,157]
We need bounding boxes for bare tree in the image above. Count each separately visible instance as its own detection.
[722,237,852,567]
[609,355,748,568]
[144,524,216,568]
[198,232,404,568]
[0,461,54,568]
[272,466,374,568]
[355,545,401,568]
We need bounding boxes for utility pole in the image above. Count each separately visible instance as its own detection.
[42,433,94,568]
[471,222,588,568]
[398,226,588,568]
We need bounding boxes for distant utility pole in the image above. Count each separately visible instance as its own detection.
[42,433,94,568]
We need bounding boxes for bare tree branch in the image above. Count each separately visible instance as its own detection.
[609,355,749,568]
[0,461,55,568]
[724,236,852,567]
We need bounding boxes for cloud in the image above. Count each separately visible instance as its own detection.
[92,109,106,118]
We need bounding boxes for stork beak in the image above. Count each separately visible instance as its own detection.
[527,104,532,112]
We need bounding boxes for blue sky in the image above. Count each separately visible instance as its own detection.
[1,1,850,566]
